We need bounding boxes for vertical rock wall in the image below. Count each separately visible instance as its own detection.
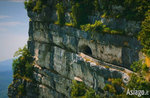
[8,0,143,97]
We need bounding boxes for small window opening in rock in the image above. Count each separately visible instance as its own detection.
[80,45,92,56]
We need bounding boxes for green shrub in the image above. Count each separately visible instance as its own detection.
[81,21,103,33]
[25,61,33,78]
[24,0,34,11]
[127,74,150,94]
[138,10,150,57]
[99,0,150,21]
[24,0,48,13]
[71,3,83,28]
[71,0,94,28]
[33,0,42,13]
[17,84,25,96]
[56,3,65,26]
[81,20,123,35]
[130,60,143,72]
[71,80,100,98]
[71,80,86,97]
[94,0,100,12]
[110,30,121,34]
[85,88,100,98]
[104,84,116,94]
[12,45,34,79]
[131,60,149,73]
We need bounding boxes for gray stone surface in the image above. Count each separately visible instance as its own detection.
[8,0,144,97]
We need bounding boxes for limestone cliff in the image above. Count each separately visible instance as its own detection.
[8,0,144,98]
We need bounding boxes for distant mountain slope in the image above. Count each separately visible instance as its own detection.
[0,59,13,72]
[0,59,13,98]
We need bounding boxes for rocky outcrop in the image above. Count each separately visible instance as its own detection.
[8,0,143,98]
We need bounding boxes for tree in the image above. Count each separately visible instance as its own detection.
[12,45,34,78]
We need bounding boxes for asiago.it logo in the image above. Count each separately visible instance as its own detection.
[126,88,149,97]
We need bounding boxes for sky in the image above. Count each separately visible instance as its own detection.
[0,0,29,62]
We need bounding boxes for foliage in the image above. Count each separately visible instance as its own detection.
[24,0,48,13]
[71,0,94,28]
[85,88,100,98]
[125,61,150,97]
[123,0,150,21]
[33,0,47,13]
[71,3,85,28]
[81,20,123,35]
[94,0,100,12]
[24,0,150,21]
[138,10,150,57]
[131,60,143,72]
[81,21,103,33]
[17,84,25,96]
[127,74,150,91]
[103,60,150,97]
[71,80,86,97]
[131,60,149,74]
[104,78,125,95]
[56,3,65,26]
[24,0,34,11]
[100,0,150,21]
[104,84,116,94]
[12,45,34,79]
[71,80,100,98]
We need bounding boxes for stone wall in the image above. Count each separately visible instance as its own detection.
[21,20,137,97]
[29,21,142,69]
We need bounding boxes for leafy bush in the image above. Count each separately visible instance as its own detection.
[71,0,94,28]
[138,10,150,57]
[71,80,86,97]
[130,60,143,72]
[85,88,100,98]
[56,3,65,26]
[104,84,116,94]
[81,21,103,33]
[71,3,84,28]
[127,74,150,91]
[94,0,100,12]
[33,0,42,13]
[24,0,47,13]
[131,60,149,74]
[71,80,100,98]
[12,45,34,79]
[24,0,34,11]
[100,0,150,21]
[17,84,25,96]
[81,20,123,35]
[33,0,47,13]
[125,60,150,97]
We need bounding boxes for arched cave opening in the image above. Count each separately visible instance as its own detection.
[80,45,92,56]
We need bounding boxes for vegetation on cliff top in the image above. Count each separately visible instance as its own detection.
[70,0,94,28]
[99,0,150,21]
[56,2,65,26]
[24,0,48,13]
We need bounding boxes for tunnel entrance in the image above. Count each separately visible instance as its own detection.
[80,45,92,56]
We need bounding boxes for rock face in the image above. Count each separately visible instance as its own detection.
[8,0,143,98]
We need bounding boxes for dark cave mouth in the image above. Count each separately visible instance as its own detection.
[80,45,92,56]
